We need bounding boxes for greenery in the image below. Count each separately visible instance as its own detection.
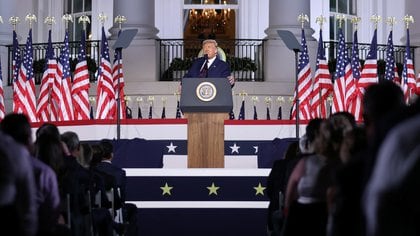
[226,56,257,72]
[327,59,403,78]
[168,57,194,71]
[33,57,98,74]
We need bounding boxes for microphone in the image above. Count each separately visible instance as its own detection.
[203,54,208,60]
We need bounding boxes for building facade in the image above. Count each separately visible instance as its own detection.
[0,0,419,119]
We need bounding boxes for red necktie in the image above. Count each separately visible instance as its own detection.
[199,60,208,78]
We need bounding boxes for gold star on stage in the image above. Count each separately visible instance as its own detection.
[160,182,173,196]
[207,182,220,195]
[254,182,266,196]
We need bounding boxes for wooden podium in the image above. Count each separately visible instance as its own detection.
[184,112,228,168]
[180,77,233,168]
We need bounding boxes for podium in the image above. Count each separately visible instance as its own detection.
[180,78,233,168]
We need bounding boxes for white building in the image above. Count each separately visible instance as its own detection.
[0,0,419,119]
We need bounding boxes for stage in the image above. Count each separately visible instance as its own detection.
[31,119,305,235]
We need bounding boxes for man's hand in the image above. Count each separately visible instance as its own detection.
[227,75,235,85]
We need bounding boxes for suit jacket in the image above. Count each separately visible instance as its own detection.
[184,56,231,78]
[94,161,127,202]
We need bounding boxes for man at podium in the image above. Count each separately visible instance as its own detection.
[184,39,235,86]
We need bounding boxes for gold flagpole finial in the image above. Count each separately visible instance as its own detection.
[161,97,167,106]
[147,96,155,105]
[251,96,259,105]
[9,16,20,31]
[238,90,248,101]
[277,96,285,104]
[62,14,73,30]
[264,97,272,106]
[78,15,90,31]
[403,15,414,29]
[298,13,309,29]
[336,14,346,28]
[351,16,361,30]
[370,14,382,29]
[386,17,397,30]
[25,13,37,29]
[98,12,108,27]
[44,16,55,30]
[114,15,127,30]
[315,15,326,29]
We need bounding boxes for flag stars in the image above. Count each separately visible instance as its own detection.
[253,146,258,154]
[207,182,220,195]
[160,182,173,196]
[166,142,177,153]
[230,143,240,154]
[254,183,266,196]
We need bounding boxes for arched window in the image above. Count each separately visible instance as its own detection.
[64,0,92,41]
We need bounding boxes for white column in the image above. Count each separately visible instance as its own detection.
[109,0,159,83]
[109,0,158,39]
[264,0,316,84]
[405,0,420,72]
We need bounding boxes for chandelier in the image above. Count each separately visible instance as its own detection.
[189,8,231,34]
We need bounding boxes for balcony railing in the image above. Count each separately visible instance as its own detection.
[6,40,100,85]
[158,39,265,82]
[5,38,415,85]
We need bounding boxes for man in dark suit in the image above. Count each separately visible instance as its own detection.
[94,140,126,202]
[94,140,138,235]
[184,39,235,86]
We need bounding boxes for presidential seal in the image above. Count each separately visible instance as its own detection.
[196,82,217,102]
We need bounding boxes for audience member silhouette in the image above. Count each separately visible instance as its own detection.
[0,129,37,236]
[327,80,406,236]
[282,118,334,236]
[266,141,299,236]
[1,114,64,236]
[364,98,420,236]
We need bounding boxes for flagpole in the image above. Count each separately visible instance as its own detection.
[114,15,126,139]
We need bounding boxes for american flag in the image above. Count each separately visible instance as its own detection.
[12,30,23,114]
[161,107,166,119]
[148,105,153,119]
[291,29,312,120]
[266,107,270,120]
[176,101,182,119]
[229,109,235,120]
[57,31,74,121]
[358,29,378,88]
[72,30,91,120]
[17,29,37,122]
[417,73,420,95]
[402,28,416,103]
[238,100,245,120]
[253,105,258,120]
[36,30,57,122]
[96,27,115,119]
[332,28,353,114]
[310,29,332,118]
[138,106,143,119]
[277,106,282,120]
[348,30,363,121]
[0,55,5,119]
[385,30,401,84]
[112,30,126,119]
